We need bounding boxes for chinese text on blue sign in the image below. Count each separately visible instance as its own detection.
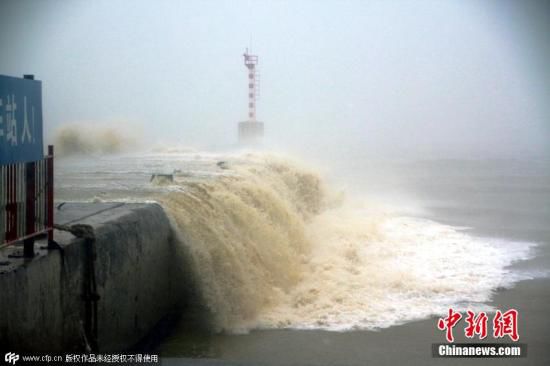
[0,75,44,164]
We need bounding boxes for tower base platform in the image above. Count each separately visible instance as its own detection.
[238,121,264,145]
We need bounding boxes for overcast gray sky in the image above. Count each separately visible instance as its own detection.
[0,0,548,159]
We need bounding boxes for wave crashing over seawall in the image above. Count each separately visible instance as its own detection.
[157,155,535,333]
[54,125,136,156]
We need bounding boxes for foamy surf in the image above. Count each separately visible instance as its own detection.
[259,214,536,331]
[151,153,538,333]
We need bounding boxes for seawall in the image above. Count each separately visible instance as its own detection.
[0,202,181,352]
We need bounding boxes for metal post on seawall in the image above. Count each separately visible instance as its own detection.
[23,161,36,258]
[24,73,37,257]
[47,145,55,248]
[6,164,17,243]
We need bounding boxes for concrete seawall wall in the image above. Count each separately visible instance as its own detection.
[0,202,181,352]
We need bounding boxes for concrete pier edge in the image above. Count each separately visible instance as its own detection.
[0,202,182,352]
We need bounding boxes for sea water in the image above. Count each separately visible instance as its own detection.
[55,150,550,362]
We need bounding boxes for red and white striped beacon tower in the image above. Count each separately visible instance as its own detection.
[238,49,264,144]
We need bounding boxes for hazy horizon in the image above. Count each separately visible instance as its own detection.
[1,0,548,160]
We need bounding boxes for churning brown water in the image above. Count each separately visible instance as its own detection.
[143,154,536,333]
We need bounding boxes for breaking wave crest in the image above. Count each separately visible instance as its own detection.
[54,124,138,156]
[157,154,535,333]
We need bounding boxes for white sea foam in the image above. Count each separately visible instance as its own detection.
[258,213,536,331]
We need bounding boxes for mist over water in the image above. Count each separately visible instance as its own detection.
[54,125,139,157]
[1,0,549,159]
